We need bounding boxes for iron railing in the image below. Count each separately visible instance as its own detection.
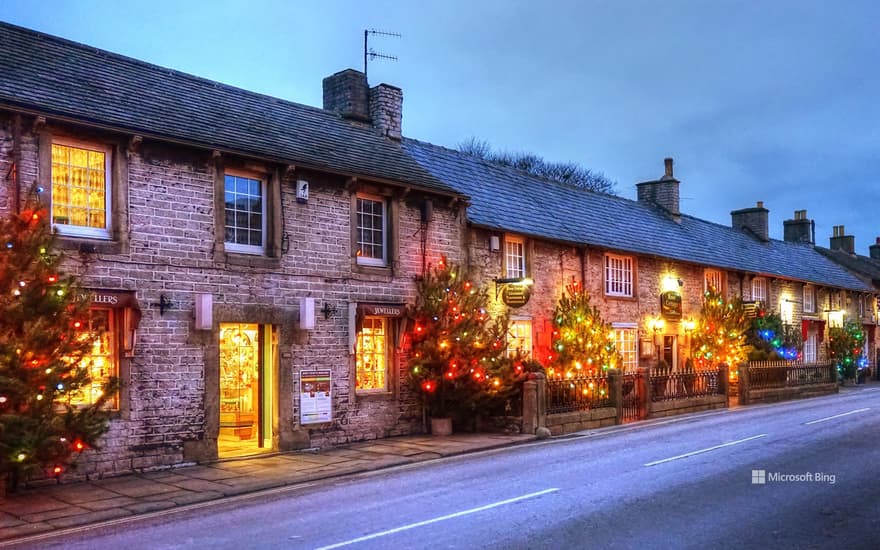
[650,370,720,402]
[546,375,612,414]
[747,360,836,390]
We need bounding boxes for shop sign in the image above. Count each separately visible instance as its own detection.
[660,291,682,320]
[357,303,405,317]
[501,283,532,308]
[300,369,332,424]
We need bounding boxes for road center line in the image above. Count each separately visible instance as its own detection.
[644,434,767,467]
[805,407,870,425]
[314,488,559,549]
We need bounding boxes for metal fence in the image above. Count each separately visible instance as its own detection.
[747,360,836,390]
[546,375,612,414]
[650,370,720,402]
[622,371,646,422]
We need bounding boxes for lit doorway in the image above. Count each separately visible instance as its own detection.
[218,323,276,458]
[663,335,678,371]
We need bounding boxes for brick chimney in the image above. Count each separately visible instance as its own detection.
[369,83,402,140]
[323,69,371,121]
[783,209,814,244]
[830,225,855,254]
[636,158,680,219]
[869,237,880,260]
[731,201,770,242]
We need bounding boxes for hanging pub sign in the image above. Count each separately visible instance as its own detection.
[498,280,532,308]
[300,369,332,424]
[660,291,682,320]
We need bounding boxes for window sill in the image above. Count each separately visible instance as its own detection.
[356,390,395,401]
[219,252,282,270]
[353,262,393,278]
[55,236,124,255]
[604,294,637,302]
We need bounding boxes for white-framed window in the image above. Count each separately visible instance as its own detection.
[613,326,638,372]
[830,291,843,310]
[224,171,266,255]
[507,319,533,358]
[356,317,389,392]
[803,284,816,313]
[504,236,526,279]
[751,277,767,303]
[804,333,817,363]
[704,269,724,294]
[355,194,387,266]
[71,308,119,409]
[605,254,634,297]
[51,139,112,239]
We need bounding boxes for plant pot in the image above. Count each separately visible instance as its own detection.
[430,417,453,436]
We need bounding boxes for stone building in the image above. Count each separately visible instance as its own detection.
[403,141,877,372]
[0,22,465,476]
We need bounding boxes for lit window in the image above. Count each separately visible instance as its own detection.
[804,333,817,363]
[751,277,767,303]
[356,317,388,391]
[224,173,266,254]
[51,141,112,239]
[605,254,634,297]
[71,309,118,409]
[356,195,387,266]
[803,284,815,313]
[507,320,533,357]
[614,328,638,372]
[504,236,526,278]
[705,269,723,294]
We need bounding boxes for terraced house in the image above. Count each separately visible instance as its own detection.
[0,22,876,476]
[0,22,465,475]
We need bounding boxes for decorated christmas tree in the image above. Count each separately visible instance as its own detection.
[408,258,520,423]
[546,283,620,379]
[748,308,802,360]
[691,288,751,373]
[0,195,115,491]
[828,320,866,380]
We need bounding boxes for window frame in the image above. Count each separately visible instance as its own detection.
[704,269,724,294]
[223,169,268,256]
[751,277,768,303]
[50,137,113,240]
[70,307,120,410]
[504,235,527,279]
[604,253,634,298]
[506,318,533,358]
[355,316,390,393]
[803,284,816,314]
[355,193,389,268]
[804,332,818,363]
[612,325,639,373]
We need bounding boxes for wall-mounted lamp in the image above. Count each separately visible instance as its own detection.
[152,294,174,316]
[296,179,309,204]
[299,297,316,330]
[194,293,213,330]
[661,275,682,294]
[321,301,337,320]
[683,318,696,334]
[489,235,501,252]
[649,317,666,333]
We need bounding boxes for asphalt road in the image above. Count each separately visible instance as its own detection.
[13,388,880,549]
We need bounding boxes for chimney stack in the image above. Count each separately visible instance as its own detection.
[637,157,680,219]
[830,225,856,254]
[323,69,404,139]
[783,209,814,244]
[731,201,770,242]
[869,237,880,260]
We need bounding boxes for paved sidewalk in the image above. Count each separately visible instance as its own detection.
[0,433,533,543]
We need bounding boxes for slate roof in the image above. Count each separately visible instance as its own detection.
[403,139,874,292]
[0,22,459,197]
[816,248,880,287]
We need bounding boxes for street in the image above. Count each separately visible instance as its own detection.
[12,388,880,549]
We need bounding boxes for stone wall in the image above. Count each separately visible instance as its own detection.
[544,408,617,436]
[648,395,728,418]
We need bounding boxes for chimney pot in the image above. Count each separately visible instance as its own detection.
[636,158,680,219]
[783,209,814,244]
[830,226,855,254]
[664,158,674,178]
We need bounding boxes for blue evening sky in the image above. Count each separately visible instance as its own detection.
[3,1,878,252]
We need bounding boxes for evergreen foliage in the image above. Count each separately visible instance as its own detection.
[691,288,751,370]
[546,283,621,378]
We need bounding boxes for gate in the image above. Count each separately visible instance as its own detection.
[621,371,646,422]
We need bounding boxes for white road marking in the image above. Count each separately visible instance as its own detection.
[805,407,870,425]
[314,488,559,549]
[644,434,768,467]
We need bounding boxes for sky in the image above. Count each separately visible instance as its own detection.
[3,1,879,252]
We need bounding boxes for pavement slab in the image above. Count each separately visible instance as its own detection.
[46,508,132,529]
[180,467,246,482]
[0,494,67,515]
[20,505,90,524]
[43,484,120,504]
[78,496,138,511]
[91,478,181,498]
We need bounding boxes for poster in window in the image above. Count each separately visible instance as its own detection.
[300,369,332,424]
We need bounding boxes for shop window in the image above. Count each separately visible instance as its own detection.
[51,140,112,239]
[356,317,389,391]
[71,309,118,409]
[751,277,767,303]
[504,236,527,279]
[614,328,639,372]
[803,284,815,313]
[224,171,266,255]
[507,319,533,357]
[355,194,388,267]
[605,254,634,297]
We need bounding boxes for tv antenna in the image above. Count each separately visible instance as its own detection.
[364,29,400,80]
